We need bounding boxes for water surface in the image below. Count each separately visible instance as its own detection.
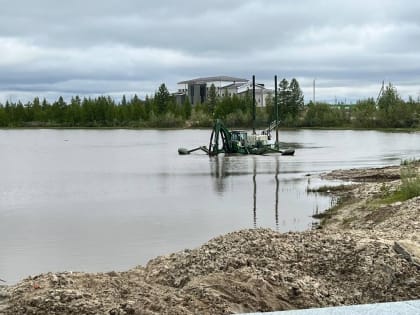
[0,129,419,283]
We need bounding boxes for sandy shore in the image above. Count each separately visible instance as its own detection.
[1,164,419,314]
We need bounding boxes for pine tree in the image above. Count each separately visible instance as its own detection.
[208,83,217,114]
[154,83,170,115]
[278,78,290,122]
[121,95,127,106]
[377,83,405,127]
[183,97,192,119]
[32,97,43,122]
[289,78,304,121]
[144,95,152,120]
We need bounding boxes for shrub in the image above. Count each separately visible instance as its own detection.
[400,165,420,200]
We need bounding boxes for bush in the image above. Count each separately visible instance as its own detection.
[224,110,251,128]
[400,165,420,200]
[189,107,213,127]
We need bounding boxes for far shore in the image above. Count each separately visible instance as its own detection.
[1,125,420,132]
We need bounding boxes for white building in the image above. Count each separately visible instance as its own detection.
[237,82,273,107]
[175,75,272,107]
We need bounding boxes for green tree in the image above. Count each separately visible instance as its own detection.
[121,94,127,106]
[265,93,274,122]
[51,96,67,123]
[377,83,407,127]
[68,96,82,126]
[144,95,153,120]
[0,104,7,126]
[278,78,290,123]
[182,97,192,120]
[32,97,44,122]
[214,92,232,119]
[303,103,346,127]
[131,94,146,121]
[208,83,217,114]
[154,83,170,115]
[352,98,376,128]
[288,78,304,122]
[14,101,26,125]
[81,97,94,125]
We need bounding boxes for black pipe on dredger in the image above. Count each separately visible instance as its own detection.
[252,75,256,134]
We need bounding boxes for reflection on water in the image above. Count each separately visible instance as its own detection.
[251,157,281,230]
[275,157,280,229]
[209,154,326,232]
[253,157,257,228]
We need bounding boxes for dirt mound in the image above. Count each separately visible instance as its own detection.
[1,229,419,315]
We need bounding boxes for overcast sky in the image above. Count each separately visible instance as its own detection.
[1,0,420,103]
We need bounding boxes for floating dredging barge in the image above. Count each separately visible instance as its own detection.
[178,119,295,156]
[178,75,295,157]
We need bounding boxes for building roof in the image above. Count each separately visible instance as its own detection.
[178,76,249,85]
[237,83,273,94]
[223,82,247,89]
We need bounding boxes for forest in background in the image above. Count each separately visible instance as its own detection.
[0,80,419,129]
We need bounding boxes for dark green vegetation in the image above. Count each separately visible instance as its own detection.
[312,195,351,221]
[0,81,419,128]
[380,163,420,203]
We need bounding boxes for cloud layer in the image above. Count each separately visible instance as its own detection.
[1,0,420,103]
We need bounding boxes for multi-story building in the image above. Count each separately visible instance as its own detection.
[237,82,272,107]
[175,75,272,107]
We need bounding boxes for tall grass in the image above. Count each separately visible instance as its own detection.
[400,158,420,166]
[399,165,420,200]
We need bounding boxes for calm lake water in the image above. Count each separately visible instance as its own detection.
[1,129,420,283]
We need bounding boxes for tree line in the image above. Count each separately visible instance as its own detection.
[303,83,420,128]
[0,81,419,129]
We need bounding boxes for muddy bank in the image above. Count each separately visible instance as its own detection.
[322,165,402,182]
[1,165,419,315]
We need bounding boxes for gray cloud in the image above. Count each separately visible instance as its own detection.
[0,0,420,103]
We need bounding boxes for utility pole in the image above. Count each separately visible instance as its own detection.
[275,75,278,147]
[376,80,385,104]
[252,75,256,134]
[313,79,316,104]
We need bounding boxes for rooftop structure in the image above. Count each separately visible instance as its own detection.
[237,82,273,107]
[178,76,248,85]
[176,75,249,105]
[175,75,272,107]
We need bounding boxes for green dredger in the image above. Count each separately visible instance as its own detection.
[178,119,295,156]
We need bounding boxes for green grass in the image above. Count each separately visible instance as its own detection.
[400,158,420,166]
[374,165,420,205]
[379,190,407,204]
[399,165,420,199]
[312,196,351,223]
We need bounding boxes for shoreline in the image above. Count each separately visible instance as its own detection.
[1,126,420,132]
[1,164,419,314]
